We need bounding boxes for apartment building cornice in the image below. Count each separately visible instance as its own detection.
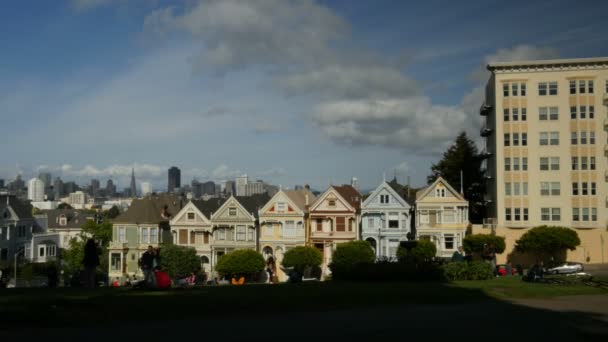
[488,57,608,73]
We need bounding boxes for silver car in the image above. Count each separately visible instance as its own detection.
[547,262,584,274]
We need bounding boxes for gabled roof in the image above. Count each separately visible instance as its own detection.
[362,181,411,209]
[0,195,33,220]
[416,176,465,201]
[284,189,316,212]
[235,193,271,218]
[387,178,416,206]
[191,198,226,219]
[113,193,186,225]
[46,209,95,229]
[333,185,361,209]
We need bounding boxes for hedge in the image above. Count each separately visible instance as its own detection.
[215,249,265,279]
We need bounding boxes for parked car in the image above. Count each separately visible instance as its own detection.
[547,262,583,274]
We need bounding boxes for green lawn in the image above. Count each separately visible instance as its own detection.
[0,276,605,330]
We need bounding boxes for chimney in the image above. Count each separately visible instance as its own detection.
[305,193,309,206]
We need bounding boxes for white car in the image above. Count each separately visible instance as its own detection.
[547,262,584,274]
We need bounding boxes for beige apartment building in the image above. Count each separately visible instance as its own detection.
[480,57,608,264]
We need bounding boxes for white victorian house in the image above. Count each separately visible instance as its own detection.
[361,179,412,259]
[415,177,469,259]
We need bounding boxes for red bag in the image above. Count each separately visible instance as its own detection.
[155,271,171,289]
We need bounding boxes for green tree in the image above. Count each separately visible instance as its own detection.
[61,237,86,275]
[82,220,112,246]
[463,234,506,260]
[428,131,485,222]
[282,246,323,273]
[104,205,121,219]
[57,203,73,210]
[397,240,437,263]
[515,226,580,265]
[329,241,375,279]
[215,249,264,279]
[159,245,201,279]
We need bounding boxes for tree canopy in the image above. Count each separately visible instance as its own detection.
[216,249,265,279]
[282,246,323,273]
[159,245,201,279]
[428,131,485,222]
[396,240,437,263]
[463,234,506,258]
[515,226,580,264]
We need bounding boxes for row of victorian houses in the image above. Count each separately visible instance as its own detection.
[108,176,470,282]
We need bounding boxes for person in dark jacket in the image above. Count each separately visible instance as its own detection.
[83,239,100,288]
[141,245,156,288]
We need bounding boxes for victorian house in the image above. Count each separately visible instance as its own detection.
[108,194,184,283]
[415,177,469,258]
[258,188,316,281]
[361,179,412,259]
[0,195,35,266]
[308,185,361,277]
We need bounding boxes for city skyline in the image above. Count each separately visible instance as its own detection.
[1,1,608,191]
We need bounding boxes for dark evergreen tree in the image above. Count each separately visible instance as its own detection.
[428,132,485,222]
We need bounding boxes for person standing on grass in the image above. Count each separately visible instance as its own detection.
[82,239,100,289]
[141,245,156,288]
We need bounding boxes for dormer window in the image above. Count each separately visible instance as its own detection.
[229,208,237,216]
[435,188,446,197]
[276,202,286,212]
[59,215,67,226]
[328,199,336,207]
[380,195,389,204]
[187,212,195,220]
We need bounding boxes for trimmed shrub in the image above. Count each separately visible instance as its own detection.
[396,240,437,263]
[442,261,494,281]
[463,234,506,259]
[329,241,375,280]
[159,245,201,279]
[515,226,580,265]
[216,249,265,279]
[282,246,322,273]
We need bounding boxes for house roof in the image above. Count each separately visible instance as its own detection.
[487,57,608,70]
[284,189,317,212]
[0,195,33,220]
[387,178,416,206]
[234,193,271,218]
[46,209,95,229]
[333,185,361,209]
[191,198,226,219]
[113,193,186,225]
[416,176,465,201]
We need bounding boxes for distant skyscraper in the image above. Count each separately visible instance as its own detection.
[202,181,216,195]
[106,179,116,197]
[27,178,45,202]
[245,180,265,196]
[53,177,64,199]
[91,179,100,195]
[168,166,181,193]
[236,174,248,196]
[0,179,4,189]
[224,180,235,196]
[9,175,25,192]
[64,181,78,194]
[38,172,51,187]
[191,179,203,198]
[141,182,152,196]
[130,168,137,197]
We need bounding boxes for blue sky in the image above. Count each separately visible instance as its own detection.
[1,0,607,192]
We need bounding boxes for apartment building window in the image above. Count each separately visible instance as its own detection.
[588,80,594,93]
[570,106,576,119]
[549,82,558,95]
[580,106,586,119]
[581,157,588,170]
[571,132,577,145]
[513,133,520,146]
[540,157,549,170]
[606,80,608,93]
[589,106,594,119]
[505,158,511,171]
[539,132,548,145]
[521,83,526,96]
[236,225,247,240]
[579,80,586,94]
[522,108,527,121]
[523,208,529,221]
[580,131,587,144]
[550,157,560,170]
[590,131,595,144]
[550,132,559,145]
[119,227,126,243]
[513,158,520,171]
[523,182,528,196]
[591,182,597,196]
[521,133,528,146]
[582,208,589,221]
[505,182,511,196]
[569,80,576,94]
[572,182,579,195]
[504,134,510,146]
[503,83,509,97]
[505,208,512,221]
[512,83,518,96]
[538,83,547,96]
[551,208,561,221]
[592,208,597,221]
[541,208,550,221]
[549,107,558,120]
[513,108,519,121]
[582,182,588,195]
[503,108,509,121]
[540,182,550,196]
[513,183,521,196]
[590,157,596,170]
[514,208,521,221]
[539,107,548,120]
[522,157,528,171]
[572,157,578,170]
[573,208,579,221]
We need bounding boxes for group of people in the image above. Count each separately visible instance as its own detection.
[140,245,171,288]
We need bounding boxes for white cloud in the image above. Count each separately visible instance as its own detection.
[211,164,242,180]
[254,120,282,134]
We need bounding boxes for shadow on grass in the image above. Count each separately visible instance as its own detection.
[0,281,606,339]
